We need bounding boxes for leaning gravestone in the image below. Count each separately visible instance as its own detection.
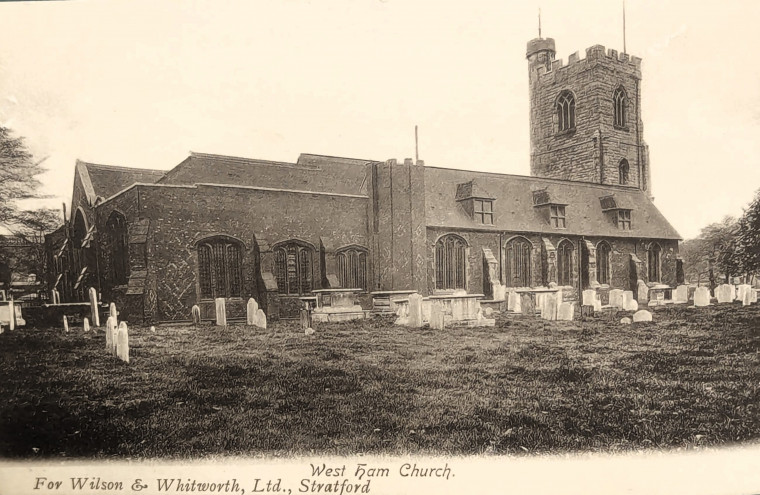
[215,298,227,326]
[192,305,201,325]
[407,293,424,328]
[674,285,689,303]
[429,300,445,330]
[694,286,711,307]
[609,289,624,309]
[88,287,100,327]
[633,310,653,323]
[116,322,129,363]
[83,318,90,332]
[63,315,69,333]
[246,298,258,326]
[106,316,116,353]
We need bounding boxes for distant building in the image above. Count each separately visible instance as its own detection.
[47,37,681,323]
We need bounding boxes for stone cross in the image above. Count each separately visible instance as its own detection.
[407,293,424,328]
[215,298,227,326]
[116,321,129,363]
[693,286,711,307]
[83,318,90,332]
[63,315,69,333]
[192,305,202,325]
[88,287,100,327]
[106,316,117,354]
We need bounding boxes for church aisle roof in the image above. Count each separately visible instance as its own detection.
[424,166,681,240]
[77,161,165,203]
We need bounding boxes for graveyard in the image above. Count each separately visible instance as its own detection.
[0,297,759,458]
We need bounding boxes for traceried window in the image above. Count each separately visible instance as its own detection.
[618,210,632,230]
[556,90,576,132]
[647,243,662,282]
[619,159,630,185]
[336,247,368,290]
[435,234,467,290]
[197,237,243,299]
[613,86,627,128]
[596,241,612,285]
[550,205,566,228]
[505,237,532,287]
[106,211,129,286]
[274,241,314,295]
[474,199,493,225]
[557,240,573,286]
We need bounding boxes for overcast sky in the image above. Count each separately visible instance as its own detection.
[0,0,758,240]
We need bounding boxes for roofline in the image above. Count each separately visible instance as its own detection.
[189,151,298,167]
[298,152,379,163]
[77,160,166,175]
[97,182,369,207]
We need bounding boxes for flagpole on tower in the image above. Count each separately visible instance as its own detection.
[538,8,542,38]
[623,0,627,53]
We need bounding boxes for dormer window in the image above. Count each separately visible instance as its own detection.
[550,205,566,228]
[617,210,632,230]
[474,199,493,224]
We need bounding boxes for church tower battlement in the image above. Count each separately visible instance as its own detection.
[526,38,651,194]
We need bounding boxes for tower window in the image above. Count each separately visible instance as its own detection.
[556,90,576,132]
[474,199,493,224]
[617,210,632,230]
[550,205,566,228]
[435,234,467,290]
[619,159,630,185]
[613,86,627,128]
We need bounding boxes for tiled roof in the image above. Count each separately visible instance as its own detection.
[157,152,373,196]
[424,167,681,240]
[80,161,165,201]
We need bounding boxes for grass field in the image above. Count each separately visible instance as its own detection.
[1,303,758,459]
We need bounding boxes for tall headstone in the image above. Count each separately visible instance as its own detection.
[215,298,227,326]
[116,322,129,363]
[253,309,267,329]
[109,302,117,320]
[622,291,638,311]
[192,305,201,325]
[83,318,90,332]
[507,291,522,313]
[520,293,535,316]
[7,301,15,331]
[106,316,117,354]
[63,315,69,333]
[674,285,689,303]
[637,280,649,304]
[716,284,733,304]
[88,287,100,327]
[609,289,624,309]
[751,289,758,304]
[407,293,424,328]
[742,286,752,306]
[737,284,751,303]
[246,298,258,326]
[541,293,558,321]
[429,300,445,330]
[694,286,711,307]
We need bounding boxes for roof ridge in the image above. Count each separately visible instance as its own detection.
[189,151,298,167]
[79,160,166,175]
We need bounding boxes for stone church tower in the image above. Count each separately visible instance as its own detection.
[526,38,652,194]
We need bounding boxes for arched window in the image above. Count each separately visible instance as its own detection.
[596,241,612,286]
[197,237,243,299]
[274,241,314,295]
[556,90,576,132]
[613,86,627,127]
[505,237,532,287]
[647,243,661,282]
[619,159,630,185]
[435,234,467,290]
[336,247,368,290]
[106,211,129,286]
[557,240,574,286]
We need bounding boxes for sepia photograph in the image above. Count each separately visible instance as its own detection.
[0,0,758,493]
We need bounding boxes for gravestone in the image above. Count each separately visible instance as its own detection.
[609,289,624,309]
[593,294,602,312]
[520,293,535,316]
[557,302,574,321]
[493,284,507,302]
[716,284,733,304]
[737,284,751,304]
[215,298,227,326]
[88,287,100,327]
[246,298,258,326]
[252,309,267,329]
[632,310,653,323]
[429,300,445,330]
[109,302,117,320]
[742,287,752,306]
[191,305,201,325]
[637,280,649,304]
[305,327,315,336]
[674,285,689,303]
[622,291,638,311]
[150,325,156,333]
[582,289,597,307]
[730,284,737,301]
[300,307,312,330]
[751,289,758,304]
[83,318,90,332]
[63,315,69,333]
[450,297,465,321]
[694,286,711,307]
[106,316,116,353]
[620,317,632,325]
[580,305,594,318]
[507,291,521,313]
[407,293,424,328]
[116,322,129,363]
[541,293,558,321]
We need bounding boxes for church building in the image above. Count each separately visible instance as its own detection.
[46,37,681,323]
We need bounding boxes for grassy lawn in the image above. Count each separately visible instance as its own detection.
[0,303,758,458]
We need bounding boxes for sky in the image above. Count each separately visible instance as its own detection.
[0,0,758,240]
